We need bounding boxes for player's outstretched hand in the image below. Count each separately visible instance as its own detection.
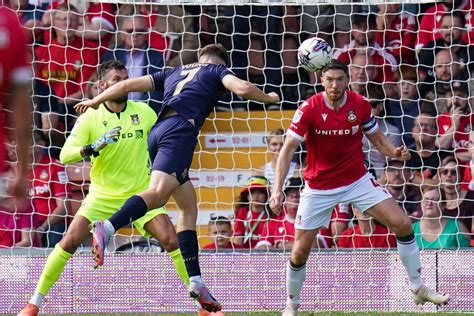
[394,145,411,161]
[267,92,280,104]
[269,191,284,216]
[74,99,100,115]
[91,126,122,152]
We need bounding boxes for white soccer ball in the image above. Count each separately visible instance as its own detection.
[297,37,332,72]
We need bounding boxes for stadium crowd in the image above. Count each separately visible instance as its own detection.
[1,1,473,250]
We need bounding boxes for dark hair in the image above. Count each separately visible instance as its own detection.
[33,130,47,143]
[199,44,229,66]
[352,12,376,28]
[394,65,417,82]
[366,83,386,106]
[321,59,349,77]
[442,11,466,26]
[97,60,127,80]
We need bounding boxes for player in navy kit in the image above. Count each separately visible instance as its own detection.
[75,44,279,312]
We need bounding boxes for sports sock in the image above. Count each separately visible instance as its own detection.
[30,244,72,307]
[168,248,190,287]
[177,230,201,278]
[286,261,306,307]
[397,233,423,291]
[108,195,148,231]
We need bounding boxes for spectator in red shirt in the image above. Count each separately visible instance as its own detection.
[336,207,396,249]
[35,3,101,128]
[202,216,242,251]
[29,131,71,247]
[375,3,418,64]
[233,176,271,248]
[40,1,116,46]
[0,156,39,248]
[437,80,473,163]
[256,177,303,250]
[416,0,474,50]
[333,11,398,97]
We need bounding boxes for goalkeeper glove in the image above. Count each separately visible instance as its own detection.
[85,126,121,156]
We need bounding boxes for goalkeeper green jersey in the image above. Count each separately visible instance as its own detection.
[60,101,157,200]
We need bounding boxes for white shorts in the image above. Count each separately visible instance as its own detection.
[295,173,392,230]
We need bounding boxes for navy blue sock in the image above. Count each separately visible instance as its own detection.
[109,195,148,231]
[177,230,201,278]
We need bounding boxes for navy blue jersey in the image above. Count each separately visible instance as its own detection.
[150,63,234,129]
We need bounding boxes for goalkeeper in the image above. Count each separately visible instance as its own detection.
[18,61,191,316]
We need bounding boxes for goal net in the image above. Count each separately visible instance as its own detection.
[1,0,473,313]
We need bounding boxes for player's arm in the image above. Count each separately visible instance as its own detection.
[221,74,280,104]
[10,82,32,197]
[366,129,411,161]
[269,135,300,216]
[60,120,121,164]
[74,76,154,113]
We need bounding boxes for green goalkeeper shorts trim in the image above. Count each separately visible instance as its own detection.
[77,194,167,237]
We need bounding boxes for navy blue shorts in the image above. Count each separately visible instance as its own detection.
[148,115,198,185]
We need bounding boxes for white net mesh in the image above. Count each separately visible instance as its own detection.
[0,1,473,313]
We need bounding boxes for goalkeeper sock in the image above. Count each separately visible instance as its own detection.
[177,230,201,278]
[397,233,423,291]
[168,248,190,287]
[109,195,148,231]
[30,244,72,307]
[286,261,306,307]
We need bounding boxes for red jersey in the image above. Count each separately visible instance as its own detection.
[417,1,474,48]
[287,91,378,190]
[318,203,353,247]
[0,205,39,247]
[437,112,474,152]
[374,12,418,63]
[336,224,396,248]
[28,156,71,224]
[0,8,31,172]
[233,206,269,248]
[35,37,100,99]
[257,214,295,248]
[333,41,398,83]
[43,2,115,47]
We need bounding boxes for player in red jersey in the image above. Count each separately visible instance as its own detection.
[0,7,32,199]
[269,60,450,316]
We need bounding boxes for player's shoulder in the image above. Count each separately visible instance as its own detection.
[126,100,157,117]
[299,93,323,111]
[346,90,365,102]
[0,7,18,24]
[126,100,149,110]
[346,90,371,108]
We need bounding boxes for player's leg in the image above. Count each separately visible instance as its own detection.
[18,215,91,315]
[350,174,449,305]
[365,198,450,305]
[93,116,197,252]
[138,211,190,287]
[172,180,222,313]
[282,227,318,316]
[91,171,179,265]
[283,186,337,316]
